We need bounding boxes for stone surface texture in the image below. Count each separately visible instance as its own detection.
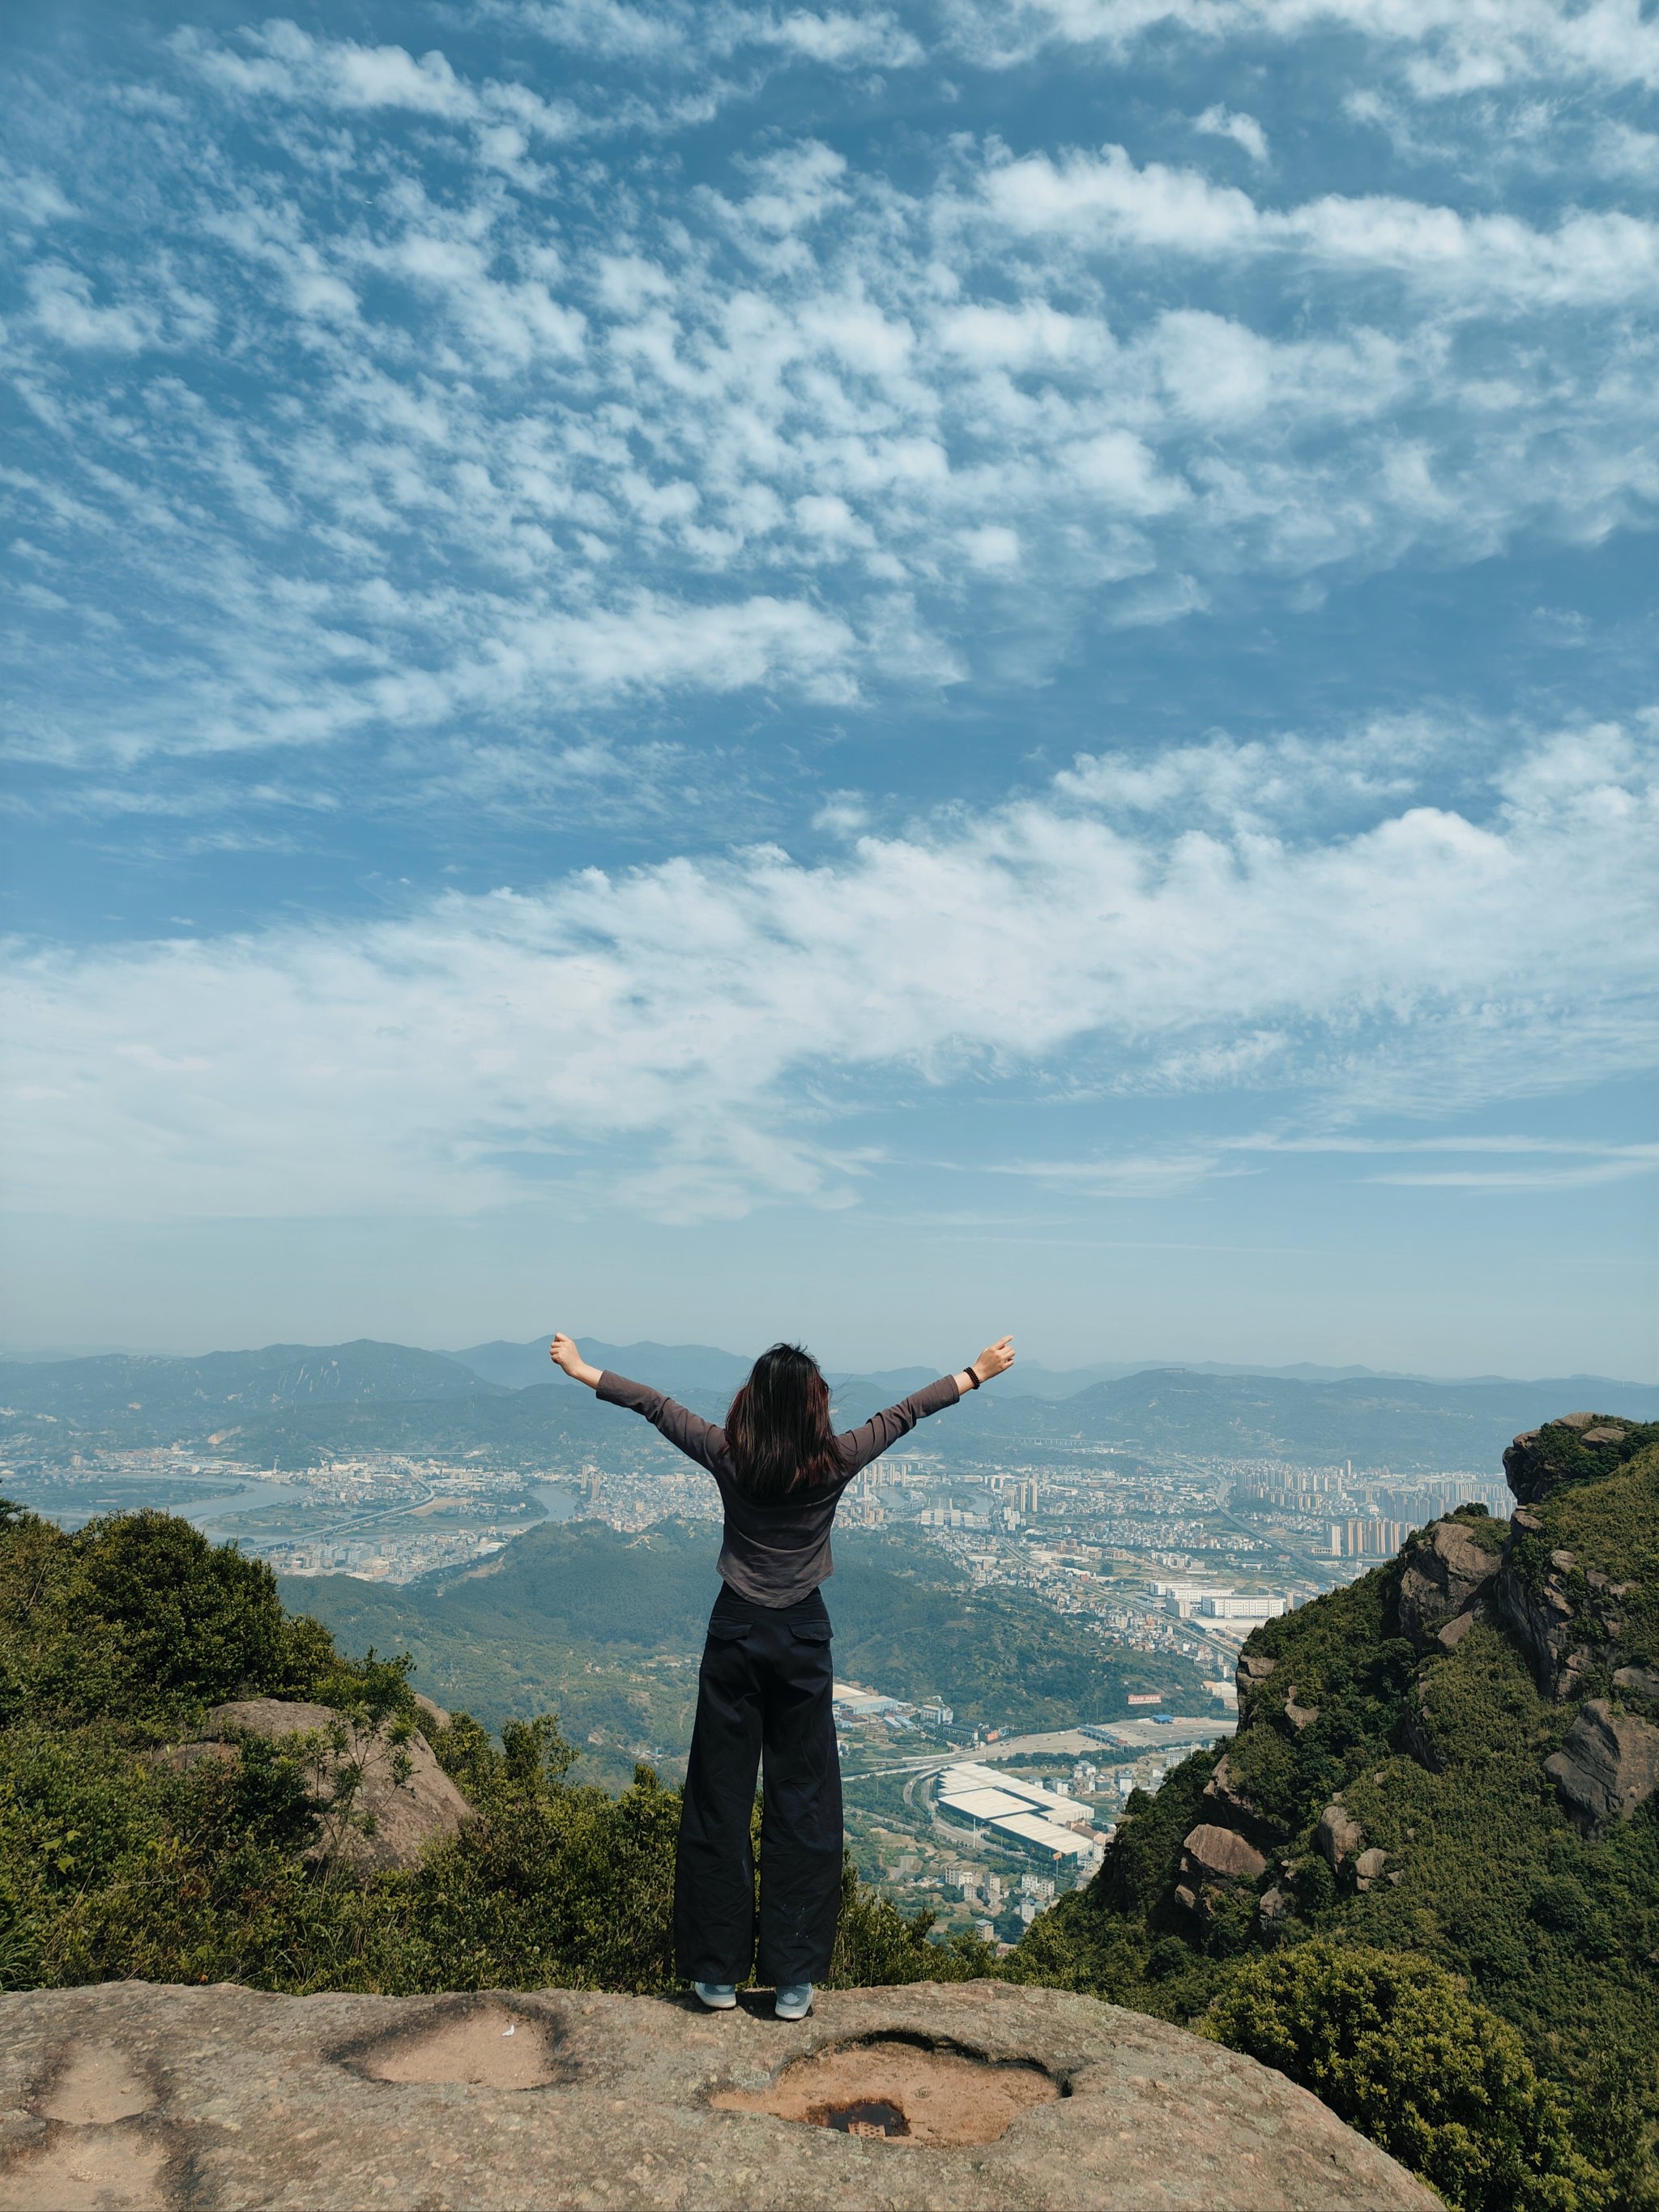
[193,1700,471,1873]
[1544,1699,1659,1836]
[1493,1538,1632,1703]
[1390,1519,1501,1647]
[0,1980,1442,2212]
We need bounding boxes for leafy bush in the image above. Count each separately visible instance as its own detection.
[0,1504,377,1732]
[0,1500,975,2002]
[1203,1941,1617,2212]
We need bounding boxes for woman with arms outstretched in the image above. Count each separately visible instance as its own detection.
[548,1332,1016,2019]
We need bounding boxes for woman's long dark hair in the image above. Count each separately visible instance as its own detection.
[725,1343,847,1501]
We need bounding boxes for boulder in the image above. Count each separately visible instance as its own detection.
[1316,1804,1366,1870]
[1201,1757,1278,1848]
[1614,1664,1659,1703]
[0,1980,1441,2212]
[1435,1609,1479,1652]
[1390,1517,1501,1647]
[1354,1848,1389,1892]
[1181,1823,1268,1886]
[1256,1886,1290,1939]
[197,1699,471,1873]
[1282,1686,1320,1731]
[1544,1699,1659,1836]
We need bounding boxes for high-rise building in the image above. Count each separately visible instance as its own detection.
[1328,1519,1409,1558]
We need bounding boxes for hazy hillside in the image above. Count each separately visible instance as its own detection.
[282,1521,1205,1784]
[0,1340,503,1445]
[449,1337,755,1397]
[6,1333,1656,1474]
[947,1366,1659,1469]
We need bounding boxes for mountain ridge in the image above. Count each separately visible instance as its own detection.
[6,1336,1658,1469]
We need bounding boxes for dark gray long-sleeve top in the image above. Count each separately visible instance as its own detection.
[595,1370,963,1607]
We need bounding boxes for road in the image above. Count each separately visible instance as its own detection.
[845,1711,1232,1784]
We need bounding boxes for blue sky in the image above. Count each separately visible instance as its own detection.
[2,0,1656,1377]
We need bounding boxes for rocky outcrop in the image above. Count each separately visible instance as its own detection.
[0,1979,1442,2211]
[1614,1664,1659,1703]
[1543,1699,1659,1836]
[1235,1650,1276,1713]
[1389,1515,1502,1647]
[1182,1823,1269,1886]
[1256,1886,1290,1939]
[1503,1413,1645,1506]
[1493,1546,1633,1703]
[189,1699,471,1873]
[1315,1803,1365,1871]
[1201,1755,1278,1849]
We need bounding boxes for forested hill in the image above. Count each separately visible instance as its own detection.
[1013,1410,1659,2210]
[5,1336,1655,1468]
[280,1521,1204,1782]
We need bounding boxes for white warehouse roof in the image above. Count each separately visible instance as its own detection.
[987,1812,1100,1860]
[938,1787,1030,1821]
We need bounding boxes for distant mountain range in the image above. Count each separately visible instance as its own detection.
[2,1334,1655,1473]
[443,1335,1543,1400]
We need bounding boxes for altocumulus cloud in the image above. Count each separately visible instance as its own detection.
[3,16,1657,775]
[5,719,1654,1222]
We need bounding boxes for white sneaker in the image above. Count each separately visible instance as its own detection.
[774,1984,813,2020]
[693,1981,737,2010]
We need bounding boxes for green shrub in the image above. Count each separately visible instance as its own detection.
[1203,1940,1616,2212]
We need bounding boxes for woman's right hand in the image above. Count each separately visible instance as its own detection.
[549,1334,603,1389]
[970,1336,1016,1382]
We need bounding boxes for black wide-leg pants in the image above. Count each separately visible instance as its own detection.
[674,1585,842,1988]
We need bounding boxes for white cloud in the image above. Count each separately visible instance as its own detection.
[24,264,159,352]
[979,144,1659,307]
[176,21,581,139]
[512,0,923,71]
[945,0,1659,96]
[5,718,1654,1220]
[1195,104,1269,161]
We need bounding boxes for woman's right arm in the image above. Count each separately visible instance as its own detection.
[549,1334,603,1388]
[552,1336,724,1473]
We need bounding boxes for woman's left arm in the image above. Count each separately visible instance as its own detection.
[842,1335,1017,1474]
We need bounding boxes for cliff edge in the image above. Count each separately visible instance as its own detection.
[0,1978,1438,2212]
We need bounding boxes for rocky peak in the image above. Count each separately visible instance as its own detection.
[1503,1413,1648,1506]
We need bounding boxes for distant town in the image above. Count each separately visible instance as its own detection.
[1,1419,1511,1944]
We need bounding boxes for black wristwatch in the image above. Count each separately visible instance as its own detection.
[962,1365,981,1389]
